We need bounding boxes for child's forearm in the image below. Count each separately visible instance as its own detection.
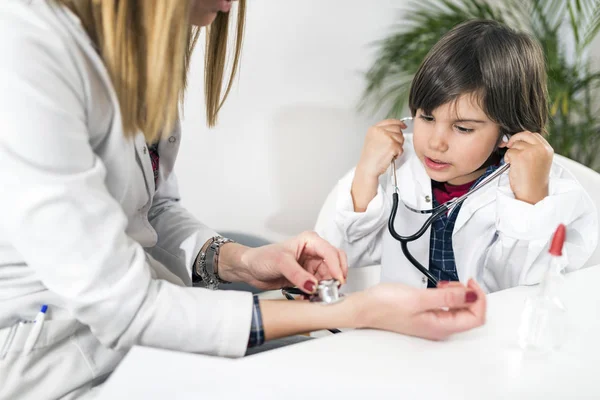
[351,167,379,212]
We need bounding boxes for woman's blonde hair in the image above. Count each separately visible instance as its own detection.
[56,0,246,143]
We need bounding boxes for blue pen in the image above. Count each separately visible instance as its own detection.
[23,305,48,355]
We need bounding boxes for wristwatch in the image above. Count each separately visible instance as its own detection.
[192,236,234,290]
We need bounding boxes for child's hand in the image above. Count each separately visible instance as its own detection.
[500,131,554,205]
[351,119,407,212]
[356,119,407,179]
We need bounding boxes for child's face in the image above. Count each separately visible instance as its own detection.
[412,94,500,185]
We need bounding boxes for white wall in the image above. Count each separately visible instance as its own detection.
[178,0,403,243]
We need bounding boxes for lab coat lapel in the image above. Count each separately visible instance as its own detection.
[397,153,432,208]
[134,133,156,199]
[453,174,505,235]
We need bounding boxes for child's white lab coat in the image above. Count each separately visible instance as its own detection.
[318,135,598,293]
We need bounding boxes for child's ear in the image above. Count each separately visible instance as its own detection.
[497,134,510,149]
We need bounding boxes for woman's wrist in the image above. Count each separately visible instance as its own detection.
[216,242,251,283]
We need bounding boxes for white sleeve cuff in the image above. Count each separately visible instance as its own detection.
[127,282,254,359]
[334,168,389,243]
[495,181,591,241]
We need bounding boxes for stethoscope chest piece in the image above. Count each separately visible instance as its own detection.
[310,279,344,304]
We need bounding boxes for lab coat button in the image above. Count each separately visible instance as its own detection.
[425,195,431,203]
[142,146,147,154]
[168,136,177,143]
[422,277,427,284]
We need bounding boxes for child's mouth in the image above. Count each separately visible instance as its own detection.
[424,157,451,171]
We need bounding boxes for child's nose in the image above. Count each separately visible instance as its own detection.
[428,128,449,152]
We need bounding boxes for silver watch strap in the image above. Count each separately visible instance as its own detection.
[194,236,234,290]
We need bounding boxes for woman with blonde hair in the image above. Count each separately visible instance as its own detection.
[0,1,486,398]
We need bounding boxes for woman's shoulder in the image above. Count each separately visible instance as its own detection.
[0,1,83,74]
[0,1,99,119]
[1,1,63,40]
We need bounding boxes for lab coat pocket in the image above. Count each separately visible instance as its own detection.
[0,320,95,400]
[0,318,126,399]
[0,318,80,356]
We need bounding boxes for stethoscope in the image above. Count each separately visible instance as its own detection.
[282,280,343,334]
[388,117,511,287]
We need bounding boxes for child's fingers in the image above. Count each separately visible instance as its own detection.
[383,124,404,133]
[504,148,522,164]
[506,131,539,147]
[376,119,407,129]
[389,131,405,145]
[507,141,530,150]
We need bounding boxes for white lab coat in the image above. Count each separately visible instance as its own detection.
[318,135,598,293]
[0,1,252,398]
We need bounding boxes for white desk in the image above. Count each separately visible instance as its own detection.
[99,266,600,400]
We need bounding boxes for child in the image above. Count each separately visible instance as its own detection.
[319,19,598,293]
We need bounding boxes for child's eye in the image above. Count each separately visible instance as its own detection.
[419,114,434,122]
[454,125,474,133]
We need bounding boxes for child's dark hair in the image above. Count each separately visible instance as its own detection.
[408,19,548,138]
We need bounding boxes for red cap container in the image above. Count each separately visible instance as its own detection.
[549,224,566,256]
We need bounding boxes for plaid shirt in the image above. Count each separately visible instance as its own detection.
[427,165,499,288]
[247,295,265,348]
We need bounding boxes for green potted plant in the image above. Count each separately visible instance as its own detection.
[361,0,600,170]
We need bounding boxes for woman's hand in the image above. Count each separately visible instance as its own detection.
[499,131,554,205]
[349,279,486,340]
[259,279,486,342]
[218,231,348,294]
[352,119,407,212]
